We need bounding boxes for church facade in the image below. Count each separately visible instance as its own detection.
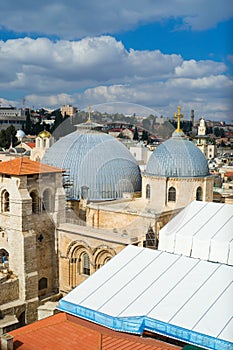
[0,107,215,330]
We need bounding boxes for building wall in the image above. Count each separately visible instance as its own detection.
[0,171,65,324]
[0,278,19,305]
[58,226,124,293]
[142,174,214,211]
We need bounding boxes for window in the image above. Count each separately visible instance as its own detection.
[196,187,203,201]
[81,253,90,275]
[168,187,176,202]
[1,190,9,212]
[42,189,53,211]
[146,184,151,199]
[30,190,39,213]
[144,226,157,249]
[38,277,47,290]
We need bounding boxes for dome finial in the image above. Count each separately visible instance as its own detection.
[87,105,92,123]
[174,106,184,132]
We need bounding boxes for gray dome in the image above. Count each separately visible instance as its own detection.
[42,130,141,200]
[146,131,209,177]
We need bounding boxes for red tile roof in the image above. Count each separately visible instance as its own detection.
[9,313,182,350]
[0,157,63,176]
[24,142,36,148]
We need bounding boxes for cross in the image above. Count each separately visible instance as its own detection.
[174,106,183,132]
[38,234,44,242]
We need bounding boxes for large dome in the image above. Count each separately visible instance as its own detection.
[146,130,209,177]
[42,129,141,200]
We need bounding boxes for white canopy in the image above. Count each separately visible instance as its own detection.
[158,200,233,265]
[58,245,233,350]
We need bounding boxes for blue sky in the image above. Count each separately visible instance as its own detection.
[0,0,232,121]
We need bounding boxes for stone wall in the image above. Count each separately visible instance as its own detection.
[0,278,19,305]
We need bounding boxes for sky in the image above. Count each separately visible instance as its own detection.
[0,0,233,122]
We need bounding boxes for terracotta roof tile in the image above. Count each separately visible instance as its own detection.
[24,142,36,148]
[9,313,182,350]
[0,157,63,176]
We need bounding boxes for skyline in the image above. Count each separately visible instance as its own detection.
[0,0,233,122]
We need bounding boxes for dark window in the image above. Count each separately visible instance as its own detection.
[38,277,48,290]
[196,187,203,201]
[168,187,176,202]
[82,253,90,275]
[146,184,151,199]
[1,190,9,212]
[30,190,39,213]
[42,189,52,211]
[144,226,157,249]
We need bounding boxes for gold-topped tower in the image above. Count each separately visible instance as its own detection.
[174,106,184,132]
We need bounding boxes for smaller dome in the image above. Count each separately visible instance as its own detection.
[146,130,209,177]
[38,130,51,138]
[16,129,26,139]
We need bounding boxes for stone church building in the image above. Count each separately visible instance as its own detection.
[0,108,214,331]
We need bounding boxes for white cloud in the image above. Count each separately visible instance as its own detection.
[0,36,232,122]
[0,0,232,39]
[175,60,226,78]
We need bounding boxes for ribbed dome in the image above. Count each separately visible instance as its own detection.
[146,131,209,177]
[42,130,141,200]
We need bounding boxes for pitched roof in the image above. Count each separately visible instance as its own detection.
[10,312,181,350]
[0,157,63,176]
[58,245,233,350]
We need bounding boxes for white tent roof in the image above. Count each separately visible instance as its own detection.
[158,200,233,265]
[58,245,233,350]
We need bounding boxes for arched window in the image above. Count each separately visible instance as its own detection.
[144,226,157,249]
[168,187,176,202]
[38,277,48,290]
[30,190,39,213]
[196,186,203,201]
[1,190,10,212]
[0,249,9,268]
[42,189,53,211]
[80,252,90,275]
[146,184,151,199]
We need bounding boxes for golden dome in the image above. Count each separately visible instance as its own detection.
[38,130,51,138]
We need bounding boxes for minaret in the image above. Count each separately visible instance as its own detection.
[198,118,206,136]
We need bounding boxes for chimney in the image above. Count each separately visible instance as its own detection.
[1,334,13,350]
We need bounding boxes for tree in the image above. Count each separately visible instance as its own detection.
[214,127,220,137]
[23,111,33,135]
[141,130,149,141]
[133,127,139,141]
[0,125,17,148]
[51,110,63,132]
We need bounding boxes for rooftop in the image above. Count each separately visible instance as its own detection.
[58,245,233,350]
[10,312,181,350]
[0,157,63,176]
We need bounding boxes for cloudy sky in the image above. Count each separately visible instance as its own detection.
[0,0,233,121]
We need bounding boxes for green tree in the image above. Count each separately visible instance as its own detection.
[24,111,33,134]
[51,110,63,132]
[0,125,17,148]
[214,127,220,137]
[133,127,139,141]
